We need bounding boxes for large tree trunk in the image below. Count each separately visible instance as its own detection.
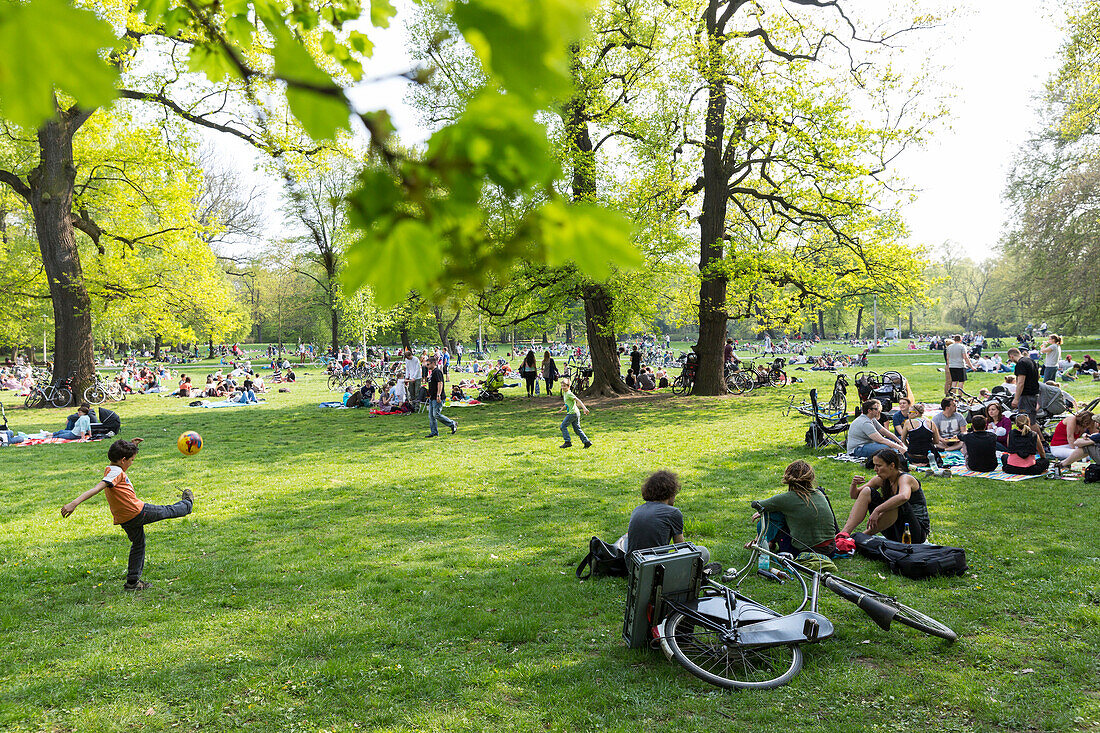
[433,306,461,354]
[582,284,631,397]
[154,333,163,360]
[817,310,826,339]
[694,11,730,396]
[330,308,339,357]
[27,109,97,402]
[565,51,631,398]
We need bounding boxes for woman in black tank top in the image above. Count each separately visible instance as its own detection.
[840,449,931,543]
[898,403,944,468]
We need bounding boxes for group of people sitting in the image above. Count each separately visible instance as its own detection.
[848,391,1098,476]
[621,455,928,571]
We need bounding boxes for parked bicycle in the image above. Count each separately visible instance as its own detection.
[563,356,592,392]
[25,374,75,409]
[644,509,955,690]
[729,358,788,394]
[670,353,697,395]
[83,374,126,404]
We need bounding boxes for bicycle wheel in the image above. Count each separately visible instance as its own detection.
[729,372,749,395]
[769,370,788,387]
[51,388,72,408]
[824,576,956,642]
[327,375,342,391]
[25,390,45,408]
[671,375,688,395]
[84,385,107,405]
[661,612,803,690]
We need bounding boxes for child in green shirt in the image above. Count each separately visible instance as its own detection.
[558,378,592,448]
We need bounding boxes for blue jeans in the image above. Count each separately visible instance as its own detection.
[119,497,193,584]
[560,413,590,444]
[53,429,81,439]
[851,442,887,459]
[428,399,455,436]
[238,390,257,404]
[1042,366,1058,382]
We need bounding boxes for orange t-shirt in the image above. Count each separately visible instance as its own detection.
[103,466,144,524]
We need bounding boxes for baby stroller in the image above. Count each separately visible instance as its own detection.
[478,368,505,402]
[91,407,122,438]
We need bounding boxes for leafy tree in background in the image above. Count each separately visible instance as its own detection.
[0,0,637,398]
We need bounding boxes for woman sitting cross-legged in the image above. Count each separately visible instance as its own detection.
[1000,414,1050,475]
[749,460,839,556]
[984,402,1011,448]
[840,449,931,544]
[897,402,945,468]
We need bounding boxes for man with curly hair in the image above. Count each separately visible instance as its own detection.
[623,470,709,563]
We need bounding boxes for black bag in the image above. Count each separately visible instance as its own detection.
[1084,464,1100,483]
[852,532,968,580]
[576,536,628,579]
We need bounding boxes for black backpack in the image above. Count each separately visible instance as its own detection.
[576,536,628,579]
[1084,464,1100,484]
[852,532,968,580]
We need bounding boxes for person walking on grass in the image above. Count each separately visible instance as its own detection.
[425,355,457,438]
[558,378,592,449]
[60,438,194,591]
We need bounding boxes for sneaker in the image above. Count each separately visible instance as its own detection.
[425,433,437,438]
[181,488,195,505]
[450,422,457,435]
[583,442,593,449]
[123,580,152,591]
[560,442,572,448]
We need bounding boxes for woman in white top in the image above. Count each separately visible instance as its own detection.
[1040,334,1062,382]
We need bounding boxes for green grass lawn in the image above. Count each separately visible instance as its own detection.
[2,346,1099,732]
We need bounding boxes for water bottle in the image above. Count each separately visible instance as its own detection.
[901,523,912,545]
[757,542,770,572]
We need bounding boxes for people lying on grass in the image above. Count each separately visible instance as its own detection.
[847,399,907,459]
[1,372,19,390]
[959,415,1001,472]
[932,398,967,451]
[890,397,912,436]
[898,403,946,467]
[1048,410,1095,461]
[54,404,92,440]
[841,449,931,544]
[747,460,838,556]
[1000,414,1051,475]
[621,469,709,564]
[236,378,259,404]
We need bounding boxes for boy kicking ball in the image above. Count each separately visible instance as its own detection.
[557,378,592,449]
[61,438,194,591]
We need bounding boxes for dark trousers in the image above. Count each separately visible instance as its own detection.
[120,498,193,584]
[1000,454,1050,475]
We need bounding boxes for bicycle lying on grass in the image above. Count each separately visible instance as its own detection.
[626,508,956,690]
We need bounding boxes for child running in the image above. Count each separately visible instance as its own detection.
[558,378,592,449]
[61,438,194,591]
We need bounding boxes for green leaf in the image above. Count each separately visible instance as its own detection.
[347,31,373,56]
[224,14,255,47]
[162,7,192,36]
[346,168,402,230]
[538,201,640,279]
[452,0,592,105]
[271,27,349,140]
[370,0,395,29]
[188,45,238,82]
[0,0,119,129]
[344,220,442,307]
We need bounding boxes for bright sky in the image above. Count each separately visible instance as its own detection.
[896,0,1066,261]
[213,0,1069,264]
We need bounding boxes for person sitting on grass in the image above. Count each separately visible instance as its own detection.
[1054,430,1100,470]
[53,404,92,440]
[61,438,194,591]
[890,397,911,436]
[1000,414,1050,475]
[622,469,709,565]
[625,368,637,389]
[840,449,931,544]
[638,367,656,391]
[897,403,945,468]
[959,415,1000,472]
[932,398,967,451]
[749,460,838,556]
[985,402,1011,448]
[1049,410,1095,462]
[847,399,906,459]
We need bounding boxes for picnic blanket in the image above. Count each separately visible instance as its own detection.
[369,408,413,416]
[827,450,965,467]
[947,467,1051,482]
[4,434,98,447]
[445,398,484,407]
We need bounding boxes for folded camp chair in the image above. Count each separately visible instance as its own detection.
[805,388,850,449]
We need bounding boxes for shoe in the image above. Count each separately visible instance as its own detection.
[425,433,437,438]
[181,488,195,505]
[583,442,593,449]
[560,442,572,448]
[942,468,952,477]
[450,423,457,435]
[123,580,152,591]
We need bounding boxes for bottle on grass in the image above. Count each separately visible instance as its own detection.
[901,523,912,545]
